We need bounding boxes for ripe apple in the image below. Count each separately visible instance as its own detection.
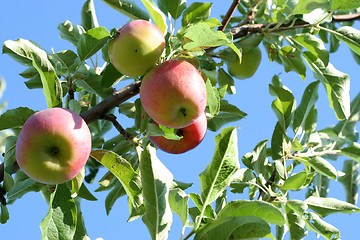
[140,59,207,129]
[108,19,165,77]
[227,46,261,80]
[149,112,207,154]
[16,108,92,185]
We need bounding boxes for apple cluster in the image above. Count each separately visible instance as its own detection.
[16,108,92,184]
[109,20,207,154]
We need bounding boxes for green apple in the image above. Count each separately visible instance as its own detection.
[16,108,92,184]
[108,19,165,77]
[140,59,207,129]
[227,46,261,80]
[149,112,207,154]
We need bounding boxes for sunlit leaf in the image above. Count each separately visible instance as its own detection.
[40,184,77,240]
[138,145,173,240]
[339,160,360,204]
[217,200,286,225]
[305,196,360,217]
[101,0,150,20]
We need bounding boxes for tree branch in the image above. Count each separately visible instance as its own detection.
[218,0,240,32]
[231,12,360,39]
[80,80,141,124]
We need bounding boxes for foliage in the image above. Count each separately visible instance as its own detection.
[1,0,360,239]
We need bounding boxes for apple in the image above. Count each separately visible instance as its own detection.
[227,46,261,79]
[149,112,207,154]
[16,108,92,185]
[140,59,207,129]
[108,19,165,77]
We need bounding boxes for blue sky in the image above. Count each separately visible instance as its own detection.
[1,0,360,239]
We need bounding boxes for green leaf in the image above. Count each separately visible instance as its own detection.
[281,171,308,190]
[199,127,239,204]
[207,100,246,132]
[334,26,360,56]
[101,63,124,88]
[271,121,288,160]
[52,50,78,70]
[181,2,212,26]
[194,216,272,240]
[286,206,308,240]
[304,105,318,133]
[230,168,257,194]
[118,101,136,119]
[339,160,360,204]
[183,23,231,50]
[294,156,337,180]
[2,39,45,66]
[0,205,9,224]
[292,33,329,66]
[198,127,239,228]
[40,184,77,240]
[217,68,236,95]
[141,0,167,34]
[101,0,150,20]
[105,181,126,215]
[90,150,141,207]
[279,46,306,80]
[58,20,86,47]
[305,196,360,218]
[306,54,350,120]
[291,0,330,15]
[287,200,308,216]
[158,0,186,19]
[304,212,340,240]
[205,79,220,117]
[331,0,360,11]
[340,142,360,162]
[169,188,189,226]
[81,0,99,31]
[32,55,63,108]
[73,199,91,240]
[333,91,360,142]
[0,107,36,131]
[293,81,320,135]
[251,140,268,178]
[77,27,111,61]
[269,81,296,129]
[138,145,173,240]
[76,75,113,98]
[6,177,42,204]
[189,193,216,219]
[218,200,286,225]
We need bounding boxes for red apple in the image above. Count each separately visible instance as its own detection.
[140,59,207,129]
[108,19,165,77]
[149,112,207,154]
[16,108,92,184]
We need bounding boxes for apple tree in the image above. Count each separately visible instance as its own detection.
[1,0,360,239]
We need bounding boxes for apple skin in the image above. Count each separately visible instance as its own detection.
[227,46,261,80]
[108,19,165,77]
[149,112,207,154]
[16,108,92,185]
[140,59,207,129]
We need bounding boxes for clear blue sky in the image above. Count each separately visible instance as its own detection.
[0,1,360,239]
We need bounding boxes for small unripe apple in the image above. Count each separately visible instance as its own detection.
[227,47,261,80]
[16,108,92,185]
[149,112,207,154]
[108,19,165,77]
[140,59,207,129]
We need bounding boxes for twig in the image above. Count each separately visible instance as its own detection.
[101,114,140,146]
[183,230,195,240]
[218,0,241,32]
